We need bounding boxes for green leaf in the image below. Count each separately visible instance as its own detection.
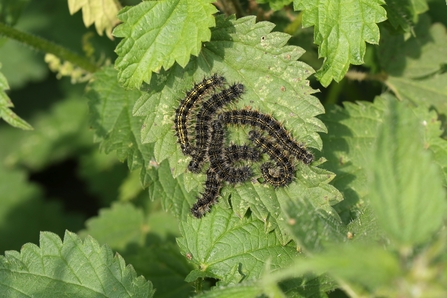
[380,16,447,114]
[0,231,154,297]
[410,100,447,186]
[265,244,401,294]
[68,0,121,39]
[135,15,323,164]
[80,202,181,251]
[79,202,147,251]
[367,98,446,247]
[143,210,181,241]
[133,15,333,231]
[323,246,401,289]
[277,275,335,298]
[118,168,144,201]
[113,0,217,89]
[385,0,428,32]
[226,163,343,245]
[293,0,387,86]
[195,281,263,298]
[79,202,188,298]
[86,66,155,186]
[345,203,383,243]
[282,197,347,252]
[196,275,335,298]
[147,160,198,221]
[87,67,140,143]
[318,100,386,231]
[5,96,92,170]
[387,72,447,117]
[176,207,300,284]
[380,15,447,78]
[319,95,447,232]
[0,68,32,130]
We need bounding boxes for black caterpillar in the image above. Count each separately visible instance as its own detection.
[174,74,313,218]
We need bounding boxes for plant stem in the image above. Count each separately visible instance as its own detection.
[325,79,345,105]
[0,22,99,73]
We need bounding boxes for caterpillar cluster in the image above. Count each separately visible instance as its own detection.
[174,74,314,218]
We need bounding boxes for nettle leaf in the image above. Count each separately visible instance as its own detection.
[6,96,92,170]
[344,203,382,243]
[113,0,217,89]
[281,197,347,252]
[410,99,447,186]
[276,274,336,298]
[134,15,324,179]
[0,231,154,297]
[367,99,446,247]
[264,244,401,294]
[225,163,343,245]
[80,202,146,251]
[319,95,447,239]
[380,15,447,114]
[385,0,428,32]
[86,66,155,186]
[79,203,189,298]
[133,15,337,236]
[319,100,386,220]
[0,69,32,130]
[293,0,387,86]
[68,0,121,39]
[148,160,198,221]
[379,14,447,78]
[176,207,300,284]
[195,281,262,298]
[80,202,181,251]
[195,275,333,298]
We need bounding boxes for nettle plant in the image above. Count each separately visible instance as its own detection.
[1,0,447,297]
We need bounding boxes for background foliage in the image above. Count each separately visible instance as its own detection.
[1,0,447,297]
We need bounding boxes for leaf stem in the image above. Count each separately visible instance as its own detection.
[325,79,345,105]
[0,22,99,73]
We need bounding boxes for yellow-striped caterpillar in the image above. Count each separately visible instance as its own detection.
[174,74,225,155]
[248,130,294,187]
[188,83,245,173]
[219,109,313,164]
